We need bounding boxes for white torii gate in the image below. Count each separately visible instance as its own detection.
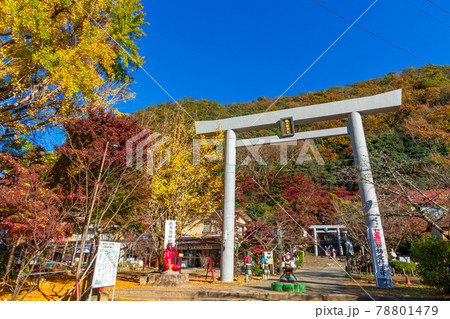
[195,89,402,288]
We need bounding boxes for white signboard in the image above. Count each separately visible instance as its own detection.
[399,256,411,263]
[164,219,177,249]
[264,251,273,265]
[92,241,121,288]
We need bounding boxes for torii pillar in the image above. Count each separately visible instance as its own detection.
[349,111,393,287]
[222,129,236,282]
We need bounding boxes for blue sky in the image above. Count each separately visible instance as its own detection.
[115,0,450,116]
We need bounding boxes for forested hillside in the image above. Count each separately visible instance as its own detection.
[136,64,449,159]
[135,64,449,253]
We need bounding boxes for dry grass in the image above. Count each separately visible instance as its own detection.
[346,274,450,299]
[0,272,256,301]
[0,273,76,301]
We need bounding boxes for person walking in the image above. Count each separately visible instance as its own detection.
[244,251,252,282]
[261,255,270,280]
[325,245,330,257]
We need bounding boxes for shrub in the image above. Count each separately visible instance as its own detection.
[252,264,262,276]
[294,250,305,267]
[389,260,416,274]
[411,236,450,293]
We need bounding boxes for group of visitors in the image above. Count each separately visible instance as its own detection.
[324,245,336,258]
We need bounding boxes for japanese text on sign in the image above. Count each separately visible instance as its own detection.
[92,241,121,288]
[369,228,391,279]
[164,220,177,249]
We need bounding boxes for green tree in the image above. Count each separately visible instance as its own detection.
[412,236,450,293]
[0,0,147,139]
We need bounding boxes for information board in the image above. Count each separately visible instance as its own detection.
[92,241,121,288]
[399,256,411,263]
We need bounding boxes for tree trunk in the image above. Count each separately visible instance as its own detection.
[417,206,450,240]
[2,238,20,283]
[81,237,99,300]
[10,250,40,301]
[81,242,93,299]
[61,240,69,263]
[147,251,153,269]
[75,142,109,301]
[10,272,23,301]
[71,238,79,267]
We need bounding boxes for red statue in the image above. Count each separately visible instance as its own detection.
[162,243,180,272]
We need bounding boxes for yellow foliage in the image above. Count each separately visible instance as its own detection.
[147,121,224,242]
[0,0,146,138]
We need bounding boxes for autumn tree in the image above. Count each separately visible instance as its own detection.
[331,188,427,253]
[235,166,334,251]
[139,119,224,262]
[242,220,276,255]
[53,109,150,229]
[335,152,449,241]
[51,109,150,299]
[274,171,335,248]
[0,152,72,300]
[0,0,147,140]
[374,155,449,240]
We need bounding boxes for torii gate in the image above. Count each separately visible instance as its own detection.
[195,89,402,288]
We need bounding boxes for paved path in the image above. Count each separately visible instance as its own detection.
[113,255,447,301]
[114,255,355,300]
[298,255,348,295]
[296,266,347,294]
[232,255,348,295]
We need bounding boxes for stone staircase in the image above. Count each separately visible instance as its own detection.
[301,251,346,270]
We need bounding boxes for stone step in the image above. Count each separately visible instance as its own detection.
[116,295,249,301]
[114,288,359,301]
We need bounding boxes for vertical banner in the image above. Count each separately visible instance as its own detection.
[264,251,274,264]
[368,227,393,287]
[164,219,177,249]
[92,241,121,288]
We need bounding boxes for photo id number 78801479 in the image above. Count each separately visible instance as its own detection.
[375,306,438,316]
